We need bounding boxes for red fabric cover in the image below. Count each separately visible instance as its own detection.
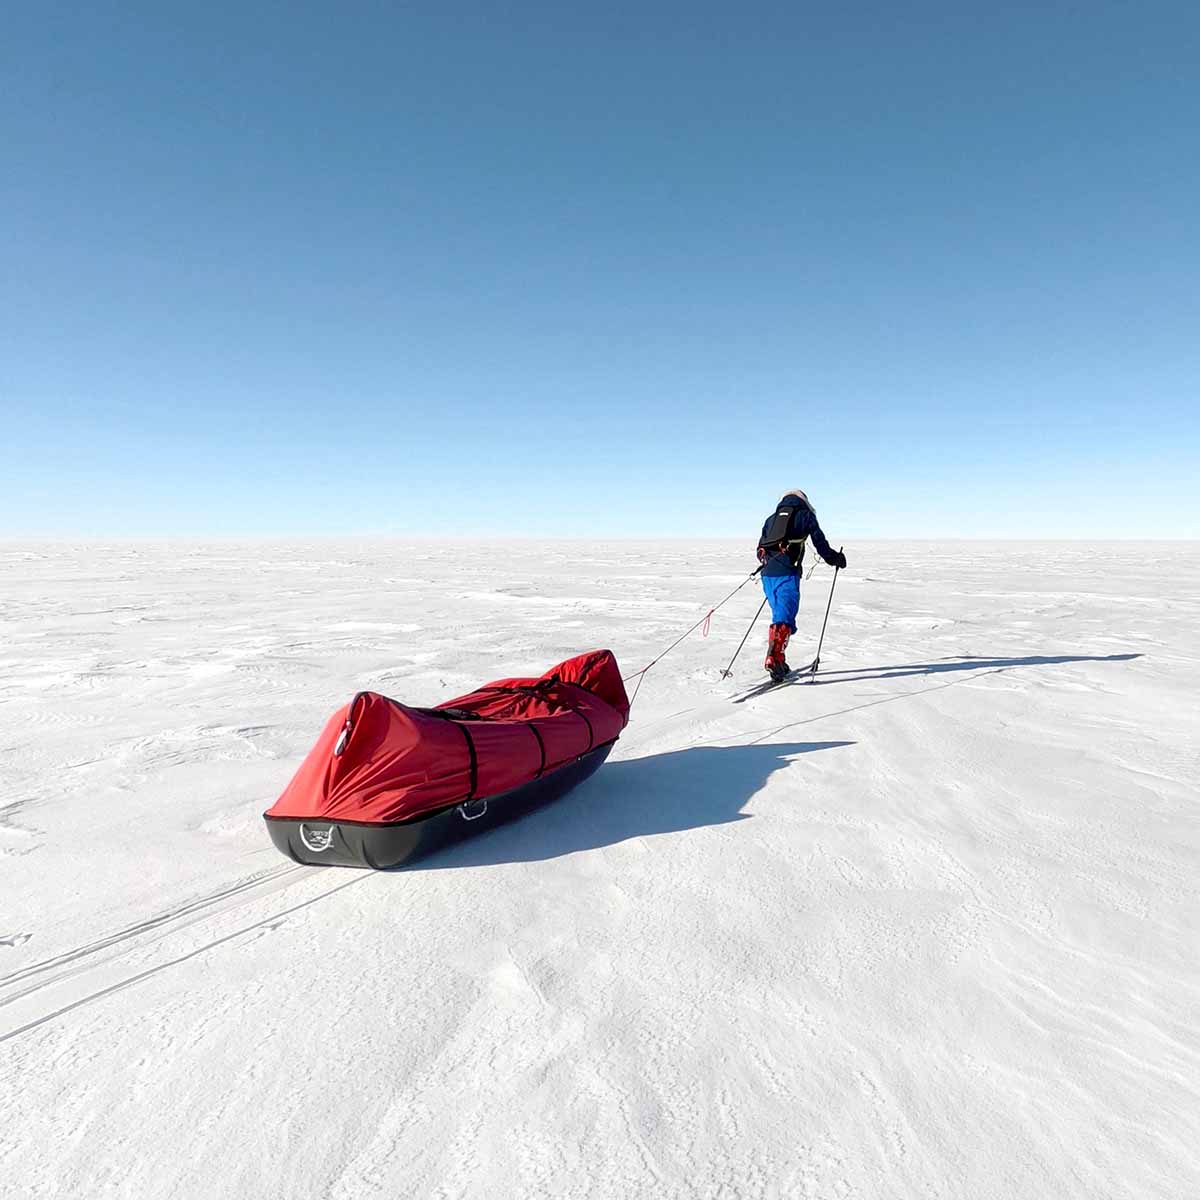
[266,649,628,825]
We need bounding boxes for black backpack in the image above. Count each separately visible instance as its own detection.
[757,498,809,561]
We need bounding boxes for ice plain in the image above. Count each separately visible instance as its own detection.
[1,539,1197,1199]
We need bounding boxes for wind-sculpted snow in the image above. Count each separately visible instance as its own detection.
[1,539,1197,1198]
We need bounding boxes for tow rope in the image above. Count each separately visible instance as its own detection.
[622,566,763,707]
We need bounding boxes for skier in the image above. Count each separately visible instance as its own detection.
[757,489,846,681]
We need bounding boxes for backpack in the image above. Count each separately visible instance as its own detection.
[757,496,811,562]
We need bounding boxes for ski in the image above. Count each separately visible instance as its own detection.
[730,658,819,703]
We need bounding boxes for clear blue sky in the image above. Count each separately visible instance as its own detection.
[3,2,1197,538]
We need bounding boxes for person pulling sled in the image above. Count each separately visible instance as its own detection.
[757,489,846,681]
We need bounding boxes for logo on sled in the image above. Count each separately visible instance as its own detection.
[298,824,336,853]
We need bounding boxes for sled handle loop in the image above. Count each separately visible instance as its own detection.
[334,692,368,757]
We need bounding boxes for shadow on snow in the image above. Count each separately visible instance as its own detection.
[729,651,1143,746]
[400,657,1141,870]
[404,740,854,871]
[810,651,1141,686]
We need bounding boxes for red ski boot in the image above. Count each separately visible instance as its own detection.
[764,623,792,682]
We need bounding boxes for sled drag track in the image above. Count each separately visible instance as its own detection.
[0,864,355,1045]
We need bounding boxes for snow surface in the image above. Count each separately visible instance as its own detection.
[1,539,1197,1199]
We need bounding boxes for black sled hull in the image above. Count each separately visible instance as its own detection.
[264,742,614,869]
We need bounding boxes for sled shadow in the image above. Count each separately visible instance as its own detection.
[810,652,1141,685]
[406,740,854,870]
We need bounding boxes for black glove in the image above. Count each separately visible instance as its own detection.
[830,550,847,571]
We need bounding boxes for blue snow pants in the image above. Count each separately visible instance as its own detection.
[762,573,800,632]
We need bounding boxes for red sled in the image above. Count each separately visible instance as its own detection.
[263,649,629,868]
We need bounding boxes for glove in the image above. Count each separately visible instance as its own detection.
[831,550,847,571]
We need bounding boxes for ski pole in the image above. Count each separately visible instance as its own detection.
[720,596,768,678]
[808,547,842,682]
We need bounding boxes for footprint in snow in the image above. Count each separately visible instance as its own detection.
[0,933,33,948]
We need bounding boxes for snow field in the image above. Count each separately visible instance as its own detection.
[1,540,1197,1198]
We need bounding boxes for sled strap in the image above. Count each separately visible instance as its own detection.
[526,722,547,778]
[417,706,488,721]
[455,722,478,801]
[553,683,595,752]
[466,679,578,716]
[475,679,559,700]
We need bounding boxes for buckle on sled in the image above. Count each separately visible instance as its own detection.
[458,799,488,822]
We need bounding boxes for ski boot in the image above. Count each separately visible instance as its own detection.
[764,623,792,682]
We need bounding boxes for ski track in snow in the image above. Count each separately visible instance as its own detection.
[1,539,1198,1199]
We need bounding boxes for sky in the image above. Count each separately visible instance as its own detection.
[2,1,1197,538]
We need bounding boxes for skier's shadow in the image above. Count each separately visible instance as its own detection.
[811,652,1141,685]
[407,740,853,870]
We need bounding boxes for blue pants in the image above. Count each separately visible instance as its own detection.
[762,573,800,632]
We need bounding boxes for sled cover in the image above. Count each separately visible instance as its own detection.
[265,649,629,825]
